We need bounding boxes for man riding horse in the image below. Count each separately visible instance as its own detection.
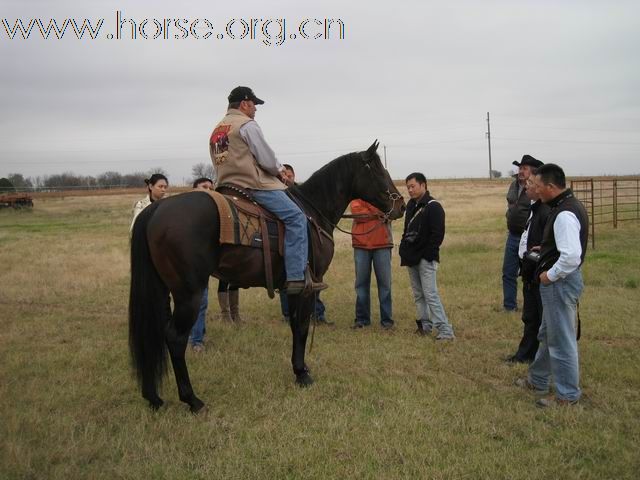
[129,88,404,412]
[209,86,327,294]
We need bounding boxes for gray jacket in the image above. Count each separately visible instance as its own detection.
[506,179,531,235]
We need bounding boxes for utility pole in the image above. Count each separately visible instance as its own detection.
[486,112,493,179]
[383,144,387,168]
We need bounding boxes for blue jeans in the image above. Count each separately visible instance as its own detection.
[407,259,454,337]
[190,286,208,346]
[250,189,308,281]
[502,231,521,310]
[528,269,584,402]
[354,248,393,326]
[280,292,325,319]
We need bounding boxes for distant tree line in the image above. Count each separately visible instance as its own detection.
[0,163,216,192]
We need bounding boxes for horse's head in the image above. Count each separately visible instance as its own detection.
[352,140,405,220]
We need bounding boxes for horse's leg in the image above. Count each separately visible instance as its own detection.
[166,291,206,414]
[288,293,315,386]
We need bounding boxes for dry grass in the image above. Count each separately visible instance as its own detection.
[1,180,639,480]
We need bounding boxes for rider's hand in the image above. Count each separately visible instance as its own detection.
[280,173,293,186]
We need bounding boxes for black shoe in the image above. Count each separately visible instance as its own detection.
[504,354,527,364]
[351,322,369,329]
[414,320,431,336]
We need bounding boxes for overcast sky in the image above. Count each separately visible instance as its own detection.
[1,0,639,183]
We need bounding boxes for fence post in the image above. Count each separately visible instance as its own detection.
[590,178,595,249]
[613,180,618,229]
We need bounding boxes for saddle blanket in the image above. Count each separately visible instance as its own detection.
[207,190,284,255]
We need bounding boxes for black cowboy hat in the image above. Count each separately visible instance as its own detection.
[228,86,264,105]
[512,154,543,169]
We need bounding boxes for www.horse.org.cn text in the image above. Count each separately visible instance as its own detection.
[2,11,346,46]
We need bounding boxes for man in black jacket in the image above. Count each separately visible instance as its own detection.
[399,172,454,340]
[515,163,588,407]
[505,169,550,363]
[502,155,543,311]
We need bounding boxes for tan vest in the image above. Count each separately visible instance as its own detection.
[209,109,285,190]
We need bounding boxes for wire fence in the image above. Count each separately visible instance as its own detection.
[570,178,640,249]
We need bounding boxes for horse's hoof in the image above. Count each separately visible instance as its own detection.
[295,373,314,387]
[190,399,207,415]
[147,398,164,411]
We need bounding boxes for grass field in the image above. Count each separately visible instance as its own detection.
[1,180,639,479]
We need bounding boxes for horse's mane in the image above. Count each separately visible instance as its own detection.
[296,151,362,194]
[292,149,382,228]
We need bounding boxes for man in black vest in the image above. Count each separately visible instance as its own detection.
[502,155,541,311]
[505,167,550,363]
[515,164,588,407]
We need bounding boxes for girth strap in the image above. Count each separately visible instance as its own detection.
[259,214,275,299]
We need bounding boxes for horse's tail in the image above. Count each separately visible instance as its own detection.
[128,202,168,393]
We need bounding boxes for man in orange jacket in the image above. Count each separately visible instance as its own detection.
[350,199,395,329]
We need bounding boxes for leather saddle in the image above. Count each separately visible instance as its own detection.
[207,183,333,299]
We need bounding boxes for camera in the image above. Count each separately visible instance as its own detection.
[403,231,419,244]
[525,250,540,263]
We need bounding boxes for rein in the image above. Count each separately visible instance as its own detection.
[291,187,401,237]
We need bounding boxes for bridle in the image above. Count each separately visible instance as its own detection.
[338,190,403,236]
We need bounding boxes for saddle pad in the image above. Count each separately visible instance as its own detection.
[207,191,235,244]
[207,191,283,254]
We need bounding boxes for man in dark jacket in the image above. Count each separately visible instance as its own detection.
[516,163,588,407]
[505,169,550,363]
[399,172,454,340]
[502,155,543,311]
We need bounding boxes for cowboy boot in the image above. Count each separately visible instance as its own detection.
[217,292,233,322]
[229,290,243,322]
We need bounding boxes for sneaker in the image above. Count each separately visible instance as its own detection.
[381,322,395,331]
[435,333,455,341]
[351,322,369,329]
[536,397,578,408]
[514,377,548,395]
[192,344,205,353]
[284,280,328,294]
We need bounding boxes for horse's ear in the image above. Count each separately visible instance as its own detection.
[367,140,379,155]
[364,140,379,163]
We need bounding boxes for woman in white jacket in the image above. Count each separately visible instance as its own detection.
[129,173,168,234]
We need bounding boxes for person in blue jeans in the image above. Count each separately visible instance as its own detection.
[209,86,326,294]
[399,173,454,340]
[350,199,394,329]
[190,285,209,353]
[189,177,215,352]
[516,163,589,407]
[503,155,539,311]
[276,163,330,325]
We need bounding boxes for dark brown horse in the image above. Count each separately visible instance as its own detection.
[129,141,405,413]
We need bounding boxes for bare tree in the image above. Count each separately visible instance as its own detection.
[191,162,216,182]
[147,167,168,178]
[97,171,123,187]
[7,173,33,189]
